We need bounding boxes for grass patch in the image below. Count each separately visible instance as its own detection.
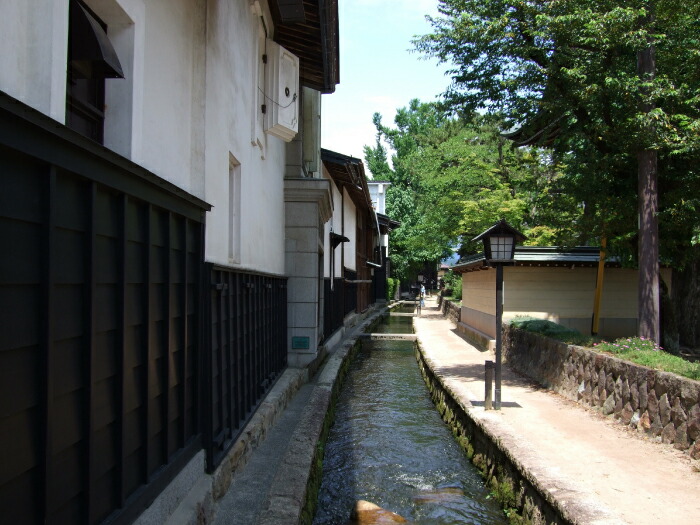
[440,296,462,306]
[595,337,700,381]
[510,317,700,381]
[509,316,593,346]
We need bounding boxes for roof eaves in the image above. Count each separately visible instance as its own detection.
[270,0,339,94]
[452,246,624,273]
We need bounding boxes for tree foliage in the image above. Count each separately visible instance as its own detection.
[414,0,700,266]
[365,100,573,281]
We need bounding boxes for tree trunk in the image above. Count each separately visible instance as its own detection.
[638,148,659,343]
[637,26,659,343]
[673,246,700,349]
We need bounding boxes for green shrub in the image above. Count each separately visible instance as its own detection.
[386,278,400,301]
[595,337,700,380]
[509,316,593,346]
[453,281,462,301]
[442,270,462,300]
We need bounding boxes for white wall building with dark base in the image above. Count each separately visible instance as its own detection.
[0,1,347,523]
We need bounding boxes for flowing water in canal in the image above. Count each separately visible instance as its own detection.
[313,311,507,524]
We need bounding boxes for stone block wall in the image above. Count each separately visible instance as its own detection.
[440,298,461,325]
[503,325,700,459]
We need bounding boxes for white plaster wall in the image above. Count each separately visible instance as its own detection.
[332,183,343,278]
[0,0,69,121]
[380,183,387,213]
[321,167,343,278]
[367,182,390,254]
[0,0,290,275]
[343,188,357,271]
[322,169,331,278]
[368,184,377,210]
[0,0,140,149]
[0,0,199,189]
[135,0,201,194]
[85,0,143,160]
[202,0,287,275]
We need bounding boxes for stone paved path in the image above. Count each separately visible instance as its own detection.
[415,296,700,525]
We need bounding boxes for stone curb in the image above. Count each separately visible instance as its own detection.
[162,368,309,525]
[259,308,389,524]
[258,351,346,524]
[416,338,627,525]
[210,368,310,503]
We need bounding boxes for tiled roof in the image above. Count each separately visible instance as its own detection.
[451,246,617,272]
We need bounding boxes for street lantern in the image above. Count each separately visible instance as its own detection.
[473,219,524,263]
[472,219,526,410]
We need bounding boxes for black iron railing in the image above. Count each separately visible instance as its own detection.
[204,265,287,471]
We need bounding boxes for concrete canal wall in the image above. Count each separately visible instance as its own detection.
[414,321,700,524]
[414,344,567,525]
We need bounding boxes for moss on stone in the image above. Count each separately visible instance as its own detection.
[414,345,532,525]
[301,340,362,524]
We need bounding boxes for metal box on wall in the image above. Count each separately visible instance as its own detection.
[264,39,299,142]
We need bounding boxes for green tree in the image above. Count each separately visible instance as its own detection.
[364,102,449,281]
[415,0,700,342]
[416,1,699,155]
[364,135,393,182]
[365,101,571,282]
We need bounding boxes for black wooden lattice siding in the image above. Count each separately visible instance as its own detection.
[323,278,344,340]
[1,90,296,525]
[205,266,288,471]
[0,95,208,525]
[344,268,357,316]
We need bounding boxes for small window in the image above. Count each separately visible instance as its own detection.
[66,0,124,143]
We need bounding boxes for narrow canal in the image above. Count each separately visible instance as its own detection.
[313,311,507,524]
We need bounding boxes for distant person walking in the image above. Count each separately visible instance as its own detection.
[420,284,425,307]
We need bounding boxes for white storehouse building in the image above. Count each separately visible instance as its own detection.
[0,2,393,524]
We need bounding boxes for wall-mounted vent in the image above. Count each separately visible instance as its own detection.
[264,40,299,142]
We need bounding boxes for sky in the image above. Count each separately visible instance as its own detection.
[320,0,451,170]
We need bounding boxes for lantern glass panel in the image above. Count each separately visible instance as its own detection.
[489,235,514,260]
